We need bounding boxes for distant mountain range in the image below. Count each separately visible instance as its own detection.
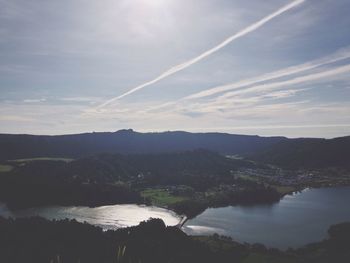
[0,129,349,170]
[0,129,285,160]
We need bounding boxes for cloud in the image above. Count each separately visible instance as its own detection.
[60,97,102,105]
[82,60,350,138]
[140,63,350,124]
[217,63,350,100]
[1,0,349,138]
[193,124,350,130]
[186,47,350,100]
[260,89,308,99]
[0,115,36,122]
[96,0,305,109]
[23,98,46,103]
[147,47,350,112]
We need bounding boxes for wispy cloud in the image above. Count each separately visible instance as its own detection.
[96,0,305,109]
[23,98,46,103]
[140,62,350,124]
[83,58,350,135]
[186,48,350,100]
[217,63,350,100]
[148,47,350,112]
[0,115,36,122]
[60,97,102,105]
[191,124,350,131]
[1,0,350,138]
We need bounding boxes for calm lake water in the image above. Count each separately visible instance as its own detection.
[183,187,350,249]
[1,187,350,249]
[0,203,181,229]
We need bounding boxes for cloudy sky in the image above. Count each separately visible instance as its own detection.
[1,0,350,138]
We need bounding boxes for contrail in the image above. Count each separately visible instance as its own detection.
[186,48,350,100]
[216,63,350,100]
[96,0,305,109]
[160,63,350,115]
[146,47,350,112]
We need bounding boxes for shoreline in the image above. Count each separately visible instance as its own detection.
[2,185,350,224]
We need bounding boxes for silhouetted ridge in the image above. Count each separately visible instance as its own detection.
[0,130,285,161]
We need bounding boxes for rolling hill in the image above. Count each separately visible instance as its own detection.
[0,129,285,161]
[1,130,349,170]
[249,136,350,169]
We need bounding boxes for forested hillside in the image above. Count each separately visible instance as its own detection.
[249,136,350,169]
[0,130,285,160]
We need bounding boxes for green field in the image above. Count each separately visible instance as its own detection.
[141,189,188,206]
[8,157,74,163]
[271,185,296,195]
[0,164,14,173]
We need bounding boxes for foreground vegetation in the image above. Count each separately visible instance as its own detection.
[0,217,349,263]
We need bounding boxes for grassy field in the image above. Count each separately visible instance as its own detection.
[8,157,74,163]
[0,164,14,173]
[271,185,297,195]
[141,189,188,206]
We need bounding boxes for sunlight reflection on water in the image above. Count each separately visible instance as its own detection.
[0,204,181,230]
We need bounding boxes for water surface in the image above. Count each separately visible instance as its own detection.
[183,187,350,249]
[0,203,181,229]
[1,187,349,249]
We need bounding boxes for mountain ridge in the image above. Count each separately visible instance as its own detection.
[0,129,287,161]
[1,129,349,170]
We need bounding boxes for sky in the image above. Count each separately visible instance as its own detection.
[1,0,350,138]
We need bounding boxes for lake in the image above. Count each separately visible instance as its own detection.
[1,187,350,249]
[183,187,350,249]
[0,203,181,229]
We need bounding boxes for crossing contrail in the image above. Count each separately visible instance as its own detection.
[145,47,350,112]
[151,63,350,116]
[216,63,350,100]
[185,47,350,100]
[96,0,305,109]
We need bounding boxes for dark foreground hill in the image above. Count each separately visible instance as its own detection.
[0,129,285,161]
[0,217,349,263]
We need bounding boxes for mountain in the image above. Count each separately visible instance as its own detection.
[0,129,285,161]
[249,136,350,169]
[1,130,349,170]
